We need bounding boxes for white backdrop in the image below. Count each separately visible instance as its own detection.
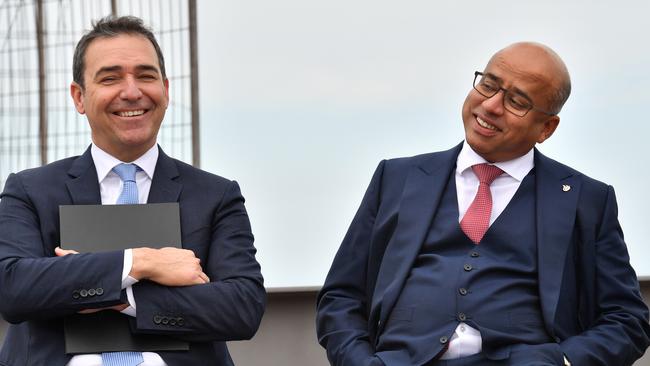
[196,0,650,288]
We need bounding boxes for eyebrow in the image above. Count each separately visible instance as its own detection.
[93,64,160,79]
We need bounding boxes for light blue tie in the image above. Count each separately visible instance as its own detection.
[113,163,140,205]
[101,352,144,366]
[103,163,143,366]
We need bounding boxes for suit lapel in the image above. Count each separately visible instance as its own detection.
[535,150,581,335]
[374,144,462,324]
[147,146,182,204]
[65,147,101,205]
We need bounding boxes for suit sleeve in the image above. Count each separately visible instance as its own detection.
[560,186,650,365]
[316,161,386,366]
[0,173,125,323]
[129,180,266,342]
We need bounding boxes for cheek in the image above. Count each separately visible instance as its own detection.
[461,94,474,119]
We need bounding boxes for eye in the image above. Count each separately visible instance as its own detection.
[100,76,118,84]
[507,94,532,111]
[139,74,158,81]
[479,78,499,92]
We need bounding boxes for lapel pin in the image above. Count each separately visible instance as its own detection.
[562,184,571,192]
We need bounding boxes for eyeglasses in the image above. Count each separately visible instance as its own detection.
[473,71,555,117]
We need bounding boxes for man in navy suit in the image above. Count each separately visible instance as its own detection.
[316,42,650,365]
[0,16,265,365]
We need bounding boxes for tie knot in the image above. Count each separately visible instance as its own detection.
[112,163,138,182]
[471,163,503,185]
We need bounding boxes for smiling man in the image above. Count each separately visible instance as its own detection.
[0,16,265,366]
[317,42,650,365]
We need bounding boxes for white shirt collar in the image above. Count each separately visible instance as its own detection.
[91,143,159,182]
[456,140,534,182]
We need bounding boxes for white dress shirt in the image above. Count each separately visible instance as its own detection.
[67,143,167,366]
[439,140,534,360]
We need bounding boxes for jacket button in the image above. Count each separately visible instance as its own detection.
[72,290,80,299]
[153,315,162,324]
[459,288,468,296]
[161,316,169,325]
[440,336,448,344]
[169,318,177,326]
[79,289,88,298]
[96,288,104,296]
[463,264,473,271]
[458,312,467,321]
[177,317,184,326]
[88,288,96,296]
[470,251,480,257]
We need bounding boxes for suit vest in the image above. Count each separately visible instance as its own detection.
[376,168,553,365]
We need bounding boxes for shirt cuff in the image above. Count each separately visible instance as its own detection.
[121,249,139,289]
[120,250,138,317]
[120,286,137,317]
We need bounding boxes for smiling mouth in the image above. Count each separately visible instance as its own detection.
[115,110,146,117]
[476,116,499,131]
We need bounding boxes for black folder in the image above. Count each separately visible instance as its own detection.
[59,203,189,354]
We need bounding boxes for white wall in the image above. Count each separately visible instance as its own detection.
[196,0,650,288]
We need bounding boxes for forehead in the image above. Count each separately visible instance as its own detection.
[484,47,559,95]
[84,34,160,73]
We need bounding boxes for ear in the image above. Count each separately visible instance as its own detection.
[163,78,170,108]
[537,115,560,144]
[70,82,86,114]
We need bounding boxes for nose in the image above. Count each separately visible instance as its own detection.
[482,90,505,115]
[120,76,143,101]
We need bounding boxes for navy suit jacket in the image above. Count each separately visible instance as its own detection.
[317,143,650,366]
[0,146,266,366]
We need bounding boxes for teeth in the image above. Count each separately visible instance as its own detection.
[117,110,145,117]
[477,116,497,130]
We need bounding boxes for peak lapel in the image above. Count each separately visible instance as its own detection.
[535,150,581,335]
[374,144,462,324]
[65,147,101,205]
[147,147,182,204]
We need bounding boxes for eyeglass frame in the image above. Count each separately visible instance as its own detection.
[472,71,556,117]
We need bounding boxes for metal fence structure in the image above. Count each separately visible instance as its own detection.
[0,0,199,190]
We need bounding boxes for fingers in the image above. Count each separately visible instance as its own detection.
[55,246,79,256]
[77,304,128,314]
[198,271,210,284]
[133,247,210,286]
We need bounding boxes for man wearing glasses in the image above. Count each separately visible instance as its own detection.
[317,42,650,365]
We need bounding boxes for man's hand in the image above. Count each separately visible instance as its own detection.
[130,247,210,286]
[77,304,129,314]
[54,247,79,256]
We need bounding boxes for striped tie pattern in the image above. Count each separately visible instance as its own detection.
[460,163,504,244]
[101,351,144,366]
[103,163,143,366]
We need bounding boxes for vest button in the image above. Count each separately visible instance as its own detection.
[463,264,473,271]
[439,336,448,344]
[470,251,480,257]
[459,288,468,296]
[458,312,467,321]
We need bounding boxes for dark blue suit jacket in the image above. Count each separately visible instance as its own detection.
[0,146,266,366]
[317,143,650,366]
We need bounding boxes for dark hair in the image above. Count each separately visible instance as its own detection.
[73,15,166,89]
[548,76,571,115]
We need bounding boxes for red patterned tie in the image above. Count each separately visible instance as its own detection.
[460,163,504,244]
